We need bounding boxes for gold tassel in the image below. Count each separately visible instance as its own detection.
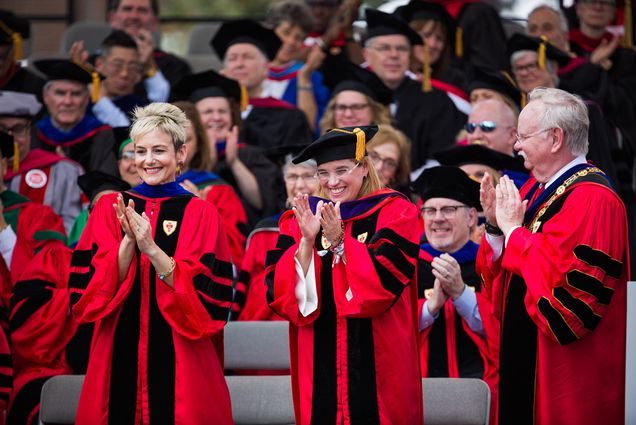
[521,92,527,108]
[422,44,432,92]
[624,0,633,48]
[12,141,19,173]
[11,32,22,61]
[240,85,249,111]
[353,127,365,162]
[91,72,100,103]
[0,21,23,61]
[455,27,463,58]
[537,35,548,70]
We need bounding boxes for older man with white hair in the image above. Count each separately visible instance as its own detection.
[477,87,629,425]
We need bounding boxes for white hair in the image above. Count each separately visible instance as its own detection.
[527,87,589,156]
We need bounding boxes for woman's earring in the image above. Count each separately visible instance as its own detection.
[176,163,182,175]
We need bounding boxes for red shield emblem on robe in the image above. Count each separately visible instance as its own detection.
[163,220,177,236]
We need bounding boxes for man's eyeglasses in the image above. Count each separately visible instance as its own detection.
[334,103,369,114]
[0,123,30,138]
[464,121,498,134]
[369,44,410,54]
[104,60,144,75]
[368,151,398,172]
[284,173,317,184]
[316,162,360,181]
[515,128,550,144]
[512,61,540,74]
[421,205,470,219]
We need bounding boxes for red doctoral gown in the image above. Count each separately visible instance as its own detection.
[69,189,234,425]
[477,166,629,425]
[266,189,423,425]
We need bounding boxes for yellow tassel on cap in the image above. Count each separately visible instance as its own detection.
[12,141,19,173]
[240,85,249,111]
[422,44,432,93]
[455,27,463,58]
[0,21,23,61]
[624,0,633,48]
[537,35,548,70]
[91,72,100,103]
[521,92,527,108]
[11,32,22,61]
[353,127,365,162]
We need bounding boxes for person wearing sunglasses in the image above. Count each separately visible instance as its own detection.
[465,98,518,156]
[411,166,497,399]
[265,125,422,424]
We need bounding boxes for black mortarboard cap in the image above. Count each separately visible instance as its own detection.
[34,59,99,85]
[468,66,522,107]
[77,170,131,203]
[293,125,378,165]
[0,10,29,45]
[434,144,527,173]
[322,55,393,105]
[412,165,480,208]
[211,19,282,61]
[395,1,455,47]
[507,33,571,68]
[365,9,422,45]
[111,127,132,158]
[172,69,244,105]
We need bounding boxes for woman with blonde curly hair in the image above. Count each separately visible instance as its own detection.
[69,102,233,425]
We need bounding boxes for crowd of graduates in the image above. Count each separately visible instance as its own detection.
[0,0,634,423]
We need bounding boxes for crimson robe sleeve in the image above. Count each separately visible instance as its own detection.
[10,241,76,370]
[265,210,320,326]
[333,199,420,317]
[502,184,629,345]
[205,183,248,268]
[11,203,66,282]
[154,198,234,339]
[68,193,139,323]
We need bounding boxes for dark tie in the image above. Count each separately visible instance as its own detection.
[529,183,544,205]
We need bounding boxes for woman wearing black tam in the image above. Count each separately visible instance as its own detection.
[265,125,423,424]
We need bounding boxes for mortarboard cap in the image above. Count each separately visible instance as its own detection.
[412,165,480,209]
[265,144,312,166]
[111,127,133,159]
[293,125,378,165]
[365,9,423,45]
[507,33,571,69]
[34,59,102,102]
[0,91,41,117]
[77,170,131,204]
[434,144,527,174]
[322,55,393,105]
[172,69,247,110]
[395,1,455,39]
[211,19,282,61]
[0,10,29,60]
[468,66,522,107]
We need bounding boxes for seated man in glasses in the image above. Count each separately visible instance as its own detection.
[411,165,497,393]
[465,98,518,156]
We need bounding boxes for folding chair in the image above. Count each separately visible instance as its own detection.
[422,378,491,425]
